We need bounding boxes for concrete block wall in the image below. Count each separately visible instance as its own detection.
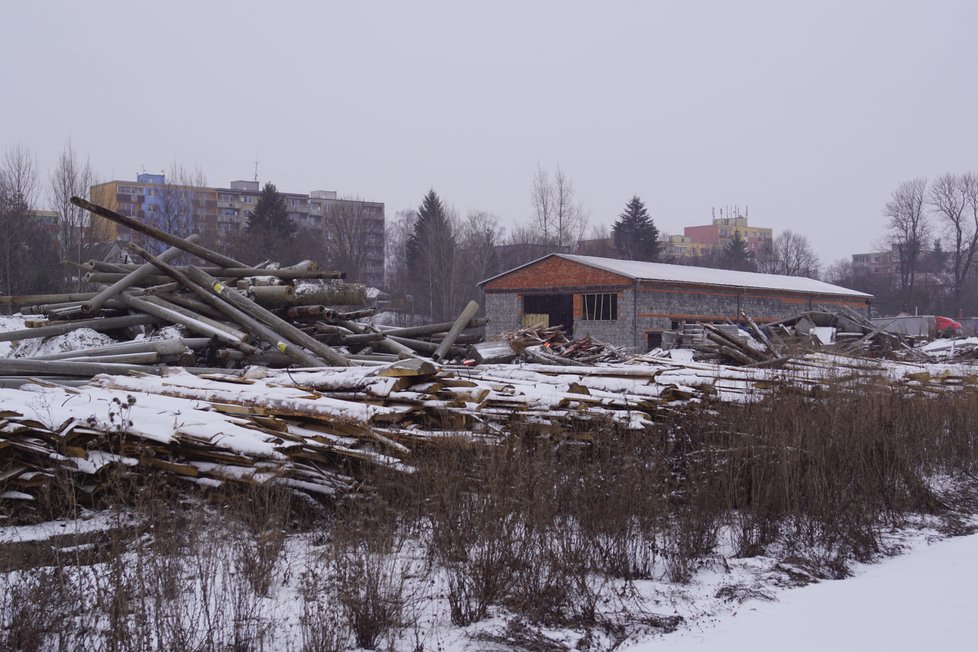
[635,282,872,337]
[572,289,636,348]
[484,293,522,334]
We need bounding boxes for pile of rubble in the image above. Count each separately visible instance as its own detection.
[674,308,916,367]
[467,323,629,366]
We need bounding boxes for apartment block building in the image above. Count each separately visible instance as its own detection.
[90,173,219,242]
[852,249,899,277]
[90,175,386,288]
[682,215,773,257]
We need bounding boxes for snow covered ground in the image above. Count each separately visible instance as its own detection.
[632,531,978,651]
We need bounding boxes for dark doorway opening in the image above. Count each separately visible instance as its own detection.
[647,332,663,349]
[523,293,574,336]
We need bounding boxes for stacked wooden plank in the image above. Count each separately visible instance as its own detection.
[3,348,977,516]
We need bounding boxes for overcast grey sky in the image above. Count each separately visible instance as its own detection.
[3,0,977,265]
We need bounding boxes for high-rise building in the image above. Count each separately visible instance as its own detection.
[90,175,386,287]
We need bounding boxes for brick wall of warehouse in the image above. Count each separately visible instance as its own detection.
[634,282,871,334]
[483,256,630,291]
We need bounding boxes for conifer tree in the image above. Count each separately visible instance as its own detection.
[230,182,299,264]
[611,195,660,261]
[247,182,295,238]
[406,189,457,320]
[721,230,756,271]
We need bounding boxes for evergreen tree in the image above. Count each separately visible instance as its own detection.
[247,182,295,238]
[406,190,457,320]
[611,195,660,261]
[720,230,756,271]
[232,182,299,264]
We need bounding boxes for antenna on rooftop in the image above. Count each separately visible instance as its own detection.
[253,157,259,183]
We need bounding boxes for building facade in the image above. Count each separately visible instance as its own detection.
[682,215,773,257]
[481,254,872,350]
[90,175,386,288]
[852,249,899,277]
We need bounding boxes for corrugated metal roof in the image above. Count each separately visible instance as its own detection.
[481,254,872,298]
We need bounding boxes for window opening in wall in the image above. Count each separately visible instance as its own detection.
[582,293,618,320]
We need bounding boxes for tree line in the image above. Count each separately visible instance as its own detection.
[824,174,978,317]
[2,143,831,323]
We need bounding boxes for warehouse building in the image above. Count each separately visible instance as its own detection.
[480,254,873,350]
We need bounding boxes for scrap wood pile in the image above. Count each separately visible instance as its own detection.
[3,345,978,518]
[689,308,917,367]
[473,323,629,366]
[3,331,973,520]
[0,197,488,385]
[919,337,978,363]
[0,357,674,516]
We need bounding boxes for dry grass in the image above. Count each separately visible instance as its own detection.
[2,383,978,647]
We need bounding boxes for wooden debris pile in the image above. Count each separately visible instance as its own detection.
[688,308,916,367]
[918,337,978,363]
[0,198,488,382]
[3,348,978,517]
[490,324,629,366]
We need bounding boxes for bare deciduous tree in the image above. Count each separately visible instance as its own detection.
[385,208,417,301]
[48,141,100,288]
[456,210,502,310]
[322,199,379,284]
[757,230,820,277]
[1,145,58,299]
[884,178,929,310]
[823,258,853,287]
[930,172,978,312]
[530,164,588,249]
[150,163,208,250]
[2,144,39,207]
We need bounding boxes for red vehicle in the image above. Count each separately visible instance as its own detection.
[935,316,962,338]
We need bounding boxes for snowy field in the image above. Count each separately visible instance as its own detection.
[634,530,978,651]
[0,510,973,651]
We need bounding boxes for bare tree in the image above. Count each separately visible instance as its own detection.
[2,144,39,207]
[823,258,853,287]
[455,210,502,310]
[48,141,99,288]
[884,178,930,311]
[1,145,57,299]
[385,208,417,299]
[149,163,208,249]
[530,164,588,248]
[931,172,978,312]
[322,199,379,283]
[580,222,617,257]
[756,230,821,277]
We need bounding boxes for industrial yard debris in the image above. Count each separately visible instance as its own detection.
[3,197,978,514]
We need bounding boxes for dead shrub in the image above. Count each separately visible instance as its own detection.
[327,498,418,650]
